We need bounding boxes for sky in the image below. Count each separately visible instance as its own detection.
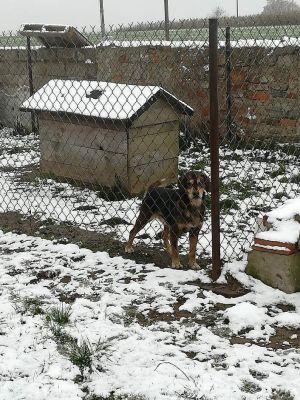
[0,0,299,31]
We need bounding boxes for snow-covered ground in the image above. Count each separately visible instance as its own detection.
[0,127,299,399]
[0,230,300,400]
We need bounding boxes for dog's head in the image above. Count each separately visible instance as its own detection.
[179,171,210,207]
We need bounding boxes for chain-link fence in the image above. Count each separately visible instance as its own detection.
[0,18,299,270]
[218,20,300,261]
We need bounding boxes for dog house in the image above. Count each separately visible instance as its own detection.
[20,79,193,194]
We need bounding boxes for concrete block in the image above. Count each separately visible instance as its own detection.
[246,250,300,293]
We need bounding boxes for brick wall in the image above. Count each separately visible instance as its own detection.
[225,46,300,141]
[0,44,299,141]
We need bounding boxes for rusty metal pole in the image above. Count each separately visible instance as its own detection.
[26,36,37,133]
[99,0,105,38]
[209,18,221,281]
[164,0,170,41]
[225,26,233,141]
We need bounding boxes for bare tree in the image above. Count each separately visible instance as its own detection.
[210,6,227,18]
[262,0,300,14]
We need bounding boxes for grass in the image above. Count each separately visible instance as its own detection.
[46,305,115,379]
[249,369,268,381]
[10,293,44,316]
[83,394,147,400]
[270,164,286,178]
[45,303,72,325]
[290,173,300,184]
[273,191,287,200]
[61,337,114,378]
[269,389,295,400]
[177,391,211,400]
[63,338,94,376]
[41,297,114,379]
[48,322,75,345]
[191,160,207,171]
[240,379,262,394]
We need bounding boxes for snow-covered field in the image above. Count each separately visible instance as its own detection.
[0,127,299,399]
[0,230,300,400]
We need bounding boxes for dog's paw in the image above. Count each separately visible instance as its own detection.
[189,261,201,270]
[124,244,134,253]
[171,260,182,269]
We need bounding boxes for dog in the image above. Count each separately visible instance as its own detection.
[125,171,210,269]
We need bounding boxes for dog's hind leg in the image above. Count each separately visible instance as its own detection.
[162,225,171,254]
[125,210,151,253]
[169,227,182,269]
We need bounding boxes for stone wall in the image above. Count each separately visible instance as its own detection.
[0,44,299,141]
[226,46,300,141]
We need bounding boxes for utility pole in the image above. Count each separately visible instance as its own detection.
[236,0,239,18]
[99,0,105,38]
[164,0,170,41]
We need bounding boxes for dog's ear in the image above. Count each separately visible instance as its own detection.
[201,172,211,192]
[178,174,187,191]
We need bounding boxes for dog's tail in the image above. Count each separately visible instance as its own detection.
[148,178,167,189]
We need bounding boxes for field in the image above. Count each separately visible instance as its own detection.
[109,24,300,42]
[0,24,299,47]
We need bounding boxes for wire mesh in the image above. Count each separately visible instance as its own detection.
[0,18,299,266]
[219,17,300,260]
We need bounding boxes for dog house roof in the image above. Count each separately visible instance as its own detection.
[20,79,193,125]
[19,24,92,48]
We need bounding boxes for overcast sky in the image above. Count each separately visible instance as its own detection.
[1,0,299,31]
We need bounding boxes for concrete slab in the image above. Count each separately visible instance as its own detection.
[246,250,300,293]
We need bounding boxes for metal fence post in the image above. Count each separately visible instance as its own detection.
[26,37,37,133]
[164,0,170,41]
[209,18,221,281]
[100,0,105,38]
[225,26,233,141]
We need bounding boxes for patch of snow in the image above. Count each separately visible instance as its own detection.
[275,312,300,328]
[267,197,300,222]
[224,302,269,334]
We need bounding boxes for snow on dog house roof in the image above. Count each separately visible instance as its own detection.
[20,79,193,126]
[19,24,92,48]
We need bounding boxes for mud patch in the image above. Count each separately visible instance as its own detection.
[186,274,250,298]
[231,326,300,350]
[0,211,212,271]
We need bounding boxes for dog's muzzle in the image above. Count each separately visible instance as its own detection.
[193,191,206,200]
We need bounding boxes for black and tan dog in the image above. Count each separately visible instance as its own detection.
[125,171,210,269]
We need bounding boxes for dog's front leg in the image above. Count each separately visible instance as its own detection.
[188,227,200,270]
[169,227,182,269]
